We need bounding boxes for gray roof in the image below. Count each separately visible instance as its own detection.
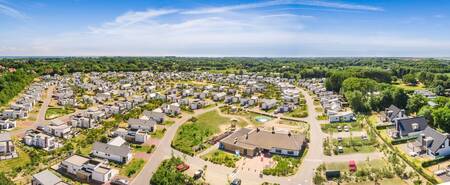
[92,142,131,157]
[222,128,305,151]
[387,105,401,120]
[397,117,428,135]
[422,126,449,153]
[128,118,156,128]
[33,170,63,185]
[142,110,165,120]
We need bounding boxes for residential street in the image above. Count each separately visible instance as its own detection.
[132,87,384,185]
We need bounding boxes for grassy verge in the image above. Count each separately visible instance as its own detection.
[120,158,146,177]
[0,147,31,174]
[132,144,155,153]
[45,107,75,120]
[201,149,240,168]
[150,157,198,185]
[151,128,167,139]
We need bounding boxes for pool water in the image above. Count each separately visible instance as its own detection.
[255,116,272,123]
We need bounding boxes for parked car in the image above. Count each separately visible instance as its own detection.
[194,169,203,179]
[337,146,344,153]
[349,160,357,172]
[111,179,129,185]
[361,135,368,140]
[343,126,350,132]
[337,137,343,142]
[231,178,242,185]
[337,126,342,132]
[409,151,418,157]
[435,169,447,176]
[176,163,190,172]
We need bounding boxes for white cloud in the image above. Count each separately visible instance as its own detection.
[0,3,27,19]
[182,0,383,14]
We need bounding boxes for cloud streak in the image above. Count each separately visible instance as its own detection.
[183,0,383,14]
[0,3,27,19]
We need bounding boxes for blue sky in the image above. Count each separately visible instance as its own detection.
[0,0,449,57]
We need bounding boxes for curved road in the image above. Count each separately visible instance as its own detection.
[132,88,382,185]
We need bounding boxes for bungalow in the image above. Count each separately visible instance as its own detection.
[23,130,60,151]
[41,120,72,138]
[113,128,148,143]
[141,110,165,124]
[414,90,436,99]
[416,126,450,158]
[92,136,132,164]
[329,111,355,123]
[32,169,67,185]
[260,99,277,110]
[128,118,156,132]
[0,133,17,159]
[394,117,428,138]
[162,103,181,116]
[220,128,306,157]
[59,155,117,183]
[213,92,227,101]
[0,119,16,130]
[276,103,295,113]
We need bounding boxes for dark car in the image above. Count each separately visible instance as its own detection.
[231,178,241,185]
[194,169,203,179]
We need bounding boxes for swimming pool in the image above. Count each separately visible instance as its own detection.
[255,115,272,123]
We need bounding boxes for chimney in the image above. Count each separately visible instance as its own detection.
[256,128,260,132]
[246,133,249,140]
[288,132,292,137]
[272,126,275,134]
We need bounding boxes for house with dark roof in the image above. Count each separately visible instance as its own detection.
[416,127,450,158]
[394,117,428,138]
[220,128,307,157]
[382,105,407,123]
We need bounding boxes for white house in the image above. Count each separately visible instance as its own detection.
[59,155,117,183]
[92,136,132,164]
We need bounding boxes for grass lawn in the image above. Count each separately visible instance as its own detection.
[78,144,92,156]
[286,104,308,118]
[315,107,323,112]
[316,114,328,120]
[331,136,378,154]
[120,158,146,177]
[45,107,75,120]
[201,149,240,168]
[262,153,304,176]
[326,159,387,172]
[151,128,167,139]
[320,122,363,133]
[162,120,175,126]
[393,83,426,91]
[172,110,231,155]
[344,177,406,185]
[0,147,31,173]
[132,144,155,153]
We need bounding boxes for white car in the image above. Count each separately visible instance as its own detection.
[343,126,350,132]
[408,151,418,157]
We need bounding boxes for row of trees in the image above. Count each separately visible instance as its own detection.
[0,69,36,106]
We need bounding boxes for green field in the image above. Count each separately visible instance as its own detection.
[172,110,234,155]
[45,107,75,120]
[326,159,387,172]
[151,128,167,139]
[0,147,31,174]
[332,136,378,154]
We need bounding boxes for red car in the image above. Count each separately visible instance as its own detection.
[349,160,357,172]
[176,163,190,172]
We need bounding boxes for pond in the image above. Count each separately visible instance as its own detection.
[255,115,272,123]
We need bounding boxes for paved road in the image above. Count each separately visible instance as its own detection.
[132,87,384,185]
[131,106,221,185]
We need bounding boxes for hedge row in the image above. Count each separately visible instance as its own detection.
[375,123,394,130]
[422,156,450,168]
[391,136,418,145]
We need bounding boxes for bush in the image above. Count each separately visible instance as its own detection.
[422,156,450,168]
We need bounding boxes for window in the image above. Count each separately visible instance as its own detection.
[287,151,294,155]
[275,149,282,153]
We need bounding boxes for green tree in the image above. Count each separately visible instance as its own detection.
[0,173,14,185]
[402,74,417,85]
[346,90,370,113]
[406,94,428,114]
[418,106,434,127]
[432,107,450,132]
[342,77,378,94]
[392,88,408,109]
